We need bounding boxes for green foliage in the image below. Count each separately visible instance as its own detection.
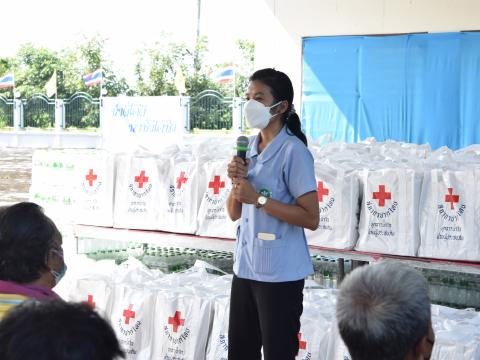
[0,34,255,130]
[0,110,8,128]
[134,40,188,96]
[78,35,130,97]
[64,97,100,129]
[0,99,13,128]
[234,39,255,98]
[14,44,62,99]
[189,91,233,130]
[23,95,54,128]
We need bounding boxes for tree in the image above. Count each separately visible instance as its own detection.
[77,35,131,97]
[234,39,255,97]
[135,37,192,96]
[134,35,224,97]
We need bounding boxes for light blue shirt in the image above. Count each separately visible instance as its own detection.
[233,126,317,282]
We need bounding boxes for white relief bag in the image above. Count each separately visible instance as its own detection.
[150,288,214,360]
[68,278,113,318]
[418,168,479,261]
[110,285,155,359]
[73,150,116,227]
[356,167,422,256]
[430,305,480,360]
[306,162,359,249]
[114,154,169,230]
[196,160,236,238]
[205,295,230,360]
[157,156,201,235]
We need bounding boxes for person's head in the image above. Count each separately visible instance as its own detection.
[0,202,65,288]
[336,261,434,360]
[0,300,125,360]
[246,68,307,146]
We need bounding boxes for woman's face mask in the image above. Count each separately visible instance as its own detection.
[244,99,282,129]
[50,248,67,285]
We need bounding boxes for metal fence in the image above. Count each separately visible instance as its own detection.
[0,96,14,128]
[189,90,233,130]
[0,91,241,131]
[64,92,100,128]
[23,94,55,128]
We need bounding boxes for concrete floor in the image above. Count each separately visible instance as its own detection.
[0,147,32,206]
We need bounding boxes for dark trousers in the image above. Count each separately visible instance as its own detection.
[228,275,304,360]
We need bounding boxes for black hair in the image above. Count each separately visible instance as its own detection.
[249,68,308,146]
[0,202,60,284]
[0,300,125,360]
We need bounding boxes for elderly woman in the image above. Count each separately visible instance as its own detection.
[0,202,66,319]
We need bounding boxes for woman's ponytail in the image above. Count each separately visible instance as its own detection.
[285,106,307,146]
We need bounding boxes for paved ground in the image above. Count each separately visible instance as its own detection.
[0,147,32,206]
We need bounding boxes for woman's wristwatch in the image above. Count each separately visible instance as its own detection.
[256,195,268,209]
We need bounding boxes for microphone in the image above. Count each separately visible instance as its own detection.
[236,136,249,162]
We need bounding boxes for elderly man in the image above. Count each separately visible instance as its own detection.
[336,261,435,360]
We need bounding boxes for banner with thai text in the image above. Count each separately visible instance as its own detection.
[101,96,187,152]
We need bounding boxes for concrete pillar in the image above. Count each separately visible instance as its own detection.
[232,97,243,134]
[13,99,23,130]
[54,99,64,130]
[180,96,191,133]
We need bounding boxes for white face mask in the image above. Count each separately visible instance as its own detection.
[244,99,282,129]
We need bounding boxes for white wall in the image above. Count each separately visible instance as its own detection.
[255,0,480,112]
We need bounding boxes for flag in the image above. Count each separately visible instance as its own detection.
[0,73,14,89]
[45,70,57,98]
[83,69,103,87]
[175,68,186,94]
[210,65,235,84]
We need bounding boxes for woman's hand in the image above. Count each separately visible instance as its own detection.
[232,178,258,205]
[227,156,249,181]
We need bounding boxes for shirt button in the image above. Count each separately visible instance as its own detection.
[245,218,249,223]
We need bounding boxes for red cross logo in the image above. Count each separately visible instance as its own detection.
[85,169,97,186]
[445,187,459,210]
[298,332,307,352]
[209,175,225,195]
[134,170,149,189]
[176,171,188,189]
[168,311,185,333]
[317,181,330,202]
[373,185,391,207]
[83,294,96,309]
[123,304,136,325]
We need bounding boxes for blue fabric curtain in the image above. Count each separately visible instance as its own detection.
[302,32,480,149]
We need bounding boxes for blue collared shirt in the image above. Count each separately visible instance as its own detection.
[233,126,317,282]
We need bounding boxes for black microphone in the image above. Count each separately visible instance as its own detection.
[236,135,249,162]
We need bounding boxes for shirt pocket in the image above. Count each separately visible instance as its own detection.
[252,236,286,275]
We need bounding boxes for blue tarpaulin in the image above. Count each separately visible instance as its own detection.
[301,32,480,150]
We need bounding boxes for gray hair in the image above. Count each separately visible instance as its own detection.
[336,261,431,360]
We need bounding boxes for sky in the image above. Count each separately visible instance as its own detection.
[1,0,259,81]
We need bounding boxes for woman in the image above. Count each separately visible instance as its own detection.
[0,202,66,319]
[226,68,319,360]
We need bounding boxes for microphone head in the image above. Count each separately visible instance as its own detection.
[236,135,249,159]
